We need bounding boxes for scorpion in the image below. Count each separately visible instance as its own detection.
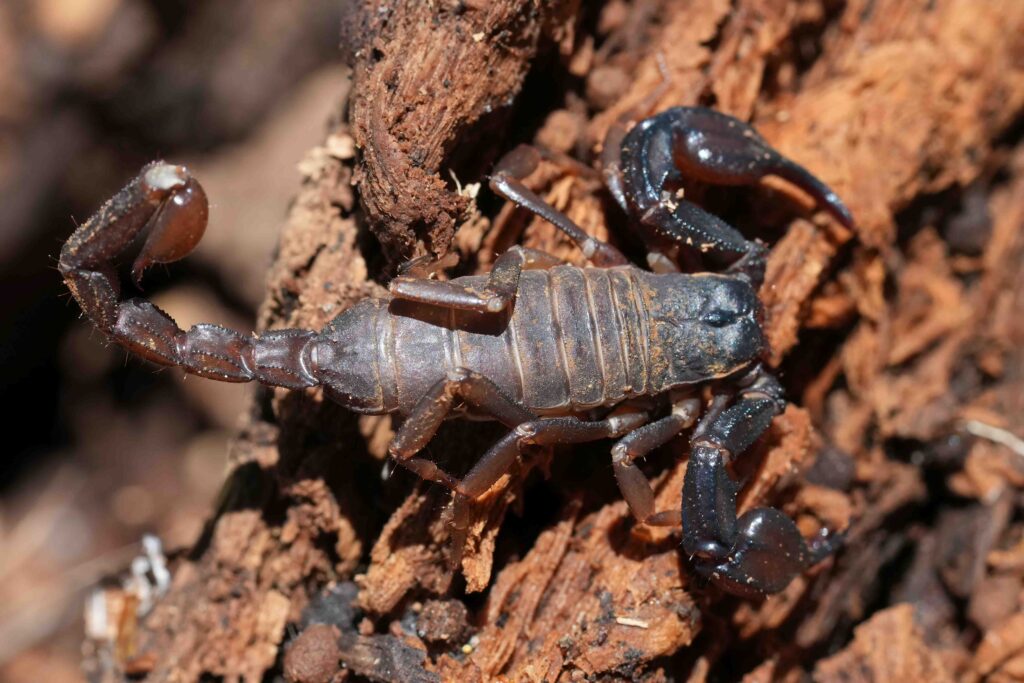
[60,106,852,597]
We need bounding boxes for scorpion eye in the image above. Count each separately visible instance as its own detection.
[703,307,739,328]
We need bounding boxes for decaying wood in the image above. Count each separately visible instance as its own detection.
[348,0,579,261]
[813,604,954,682]
[83,1,1024,681]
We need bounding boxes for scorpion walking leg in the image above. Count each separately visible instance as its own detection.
[389,369,534,487]
[610,397,702,526]
[394,379,648,531]
[490,146,629,267]
[681,368,840,596]
[389,246,559,314]
[442,410,649,533]
[454,411,650,509]
[396,251,460,278]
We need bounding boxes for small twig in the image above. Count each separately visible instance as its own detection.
[964,420,1024,458]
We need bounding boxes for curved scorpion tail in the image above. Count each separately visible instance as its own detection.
[59,162,320,390]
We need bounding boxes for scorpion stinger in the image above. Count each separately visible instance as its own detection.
[58,161,322,391]
[128,164,209,286]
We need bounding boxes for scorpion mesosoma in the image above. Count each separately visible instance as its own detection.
[60,107,852,597]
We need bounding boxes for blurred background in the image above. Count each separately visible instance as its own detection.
[0,1,347,678]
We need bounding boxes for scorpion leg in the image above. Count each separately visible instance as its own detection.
[393,375,648,530]
[610,397,702,526]
[396,252,460,278]
[389,368,534,488]
[459,409,649,497]
[490,146,629,267]
[449,409,650,530]
[681,368,840,596]
[389,246,559,314]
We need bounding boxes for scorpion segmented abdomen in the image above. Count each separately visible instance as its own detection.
[504,266,651,413]
[387,304,453,413]
[382,266,657,417]
[506,270,571,411]
[550,267,603,407]
[314,299,389,413]
[605,268,651,400]
[581,267,649,405]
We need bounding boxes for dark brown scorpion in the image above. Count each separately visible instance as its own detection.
[60,107,853,597]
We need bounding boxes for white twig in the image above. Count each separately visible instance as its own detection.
[964,420,1024,458]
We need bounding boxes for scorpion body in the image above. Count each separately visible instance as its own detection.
[60,106,852,597]
[320,267,760,416]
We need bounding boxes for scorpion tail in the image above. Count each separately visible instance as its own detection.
[59,162,321,391]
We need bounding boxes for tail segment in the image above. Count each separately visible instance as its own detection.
[59,162,319,390]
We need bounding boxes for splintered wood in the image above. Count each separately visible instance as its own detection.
[348,0,580,261]
[86,0,1024,681]
[814,605,955,682]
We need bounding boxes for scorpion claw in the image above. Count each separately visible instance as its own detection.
[768,158,855,230]
[613,107,855,279]
[694,507,827,598]
[667,108,855,229]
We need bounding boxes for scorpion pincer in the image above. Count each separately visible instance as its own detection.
[60,107,852,597]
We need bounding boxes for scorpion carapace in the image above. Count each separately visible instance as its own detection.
[60,107,851,597]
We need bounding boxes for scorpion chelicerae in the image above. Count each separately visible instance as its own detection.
[60,106,852,597]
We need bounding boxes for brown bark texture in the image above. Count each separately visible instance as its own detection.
[80,0,1024,681]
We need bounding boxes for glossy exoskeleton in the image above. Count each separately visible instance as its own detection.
[60,107,851,596]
